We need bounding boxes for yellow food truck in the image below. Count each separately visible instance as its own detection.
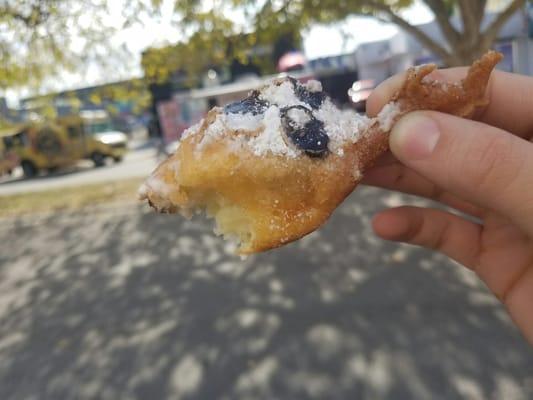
[1,111,127,177]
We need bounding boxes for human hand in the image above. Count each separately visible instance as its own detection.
[364,68,533,344]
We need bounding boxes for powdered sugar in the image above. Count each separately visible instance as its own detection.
[181,120,203,140]
[304,80,323,92]
[188,77,385,158]
[377,102,401,131]
[286,107,311,127]
[260,80,305,108]
[225,112,263,131]
[138,174,174,210]
[248,106,299,157]
[137,182,149,199]
[193,104,299,157]
[196,113,227,151]
[314,99,371,154]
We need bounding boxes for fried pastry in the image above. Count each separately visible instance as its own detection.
[139,51,502,254]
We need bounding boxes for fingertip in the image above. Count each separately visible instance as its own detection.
[366,73,405,117]
[372,208,411,241]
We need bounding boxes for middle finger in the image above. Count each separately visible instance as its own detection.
[362,162,485,218]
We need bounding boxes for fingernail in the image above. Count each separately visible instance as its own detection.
[390,113,440,160]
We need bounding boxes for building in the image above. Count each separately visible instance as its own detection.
[354,7,532,86]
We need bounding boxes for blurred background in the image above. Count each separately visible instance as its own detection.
[1,1,533,399]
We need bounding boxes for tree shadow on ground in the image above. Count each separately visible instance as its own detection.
[0,187,532,400]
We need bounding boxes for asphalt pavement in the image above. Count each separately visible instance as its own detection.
[0,187,532,400]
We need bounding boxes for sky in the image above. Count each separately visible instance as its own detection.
[6,0,434,104]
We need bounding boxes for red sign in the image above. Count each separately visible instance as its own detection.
[157,100,186,144]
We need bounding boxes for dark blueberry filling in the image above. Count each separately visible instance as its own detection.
[296,86,326,109]
[224,91,269,115]
[222,79,329,157]
[287,77,326,109]
[280,105,329,157]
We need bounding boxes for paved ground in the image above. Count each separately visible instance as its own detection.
[0,139,158,196]
[0,187,532,400]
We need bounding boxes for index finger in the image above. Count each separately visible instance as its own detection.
[367,68,533,140]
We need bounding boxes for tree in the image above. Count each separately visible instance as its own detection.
[355,0,526,65]
[142,10,301,85]
[0,0,149,90]
[166,0,526,69]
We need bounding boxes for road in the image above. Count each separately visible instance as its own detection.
[0,187,532,400]
[0,140,158,196]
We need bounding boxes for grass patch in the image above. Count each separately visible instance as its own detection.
[0,178,144,218]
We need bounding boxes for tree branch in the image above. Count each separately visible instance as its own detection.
[423,0,461,46]
[480,0,525,47]
[361,1,453,63]
[471,0,488,31]
[457,0,478,40]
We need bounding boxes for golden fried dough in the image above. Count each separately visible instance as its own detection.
[139,51,502,254]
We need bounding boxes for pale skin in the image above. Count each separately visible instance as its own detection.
[363,68,533,345]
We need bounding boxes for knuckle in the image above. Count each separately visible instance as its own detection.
[429,183,445,203]
[458,133,516,192]
[421,216,450,251]
[403,208,446,250]
[398,207,423,243]
[431,219,452,251]
[392,164,406,186]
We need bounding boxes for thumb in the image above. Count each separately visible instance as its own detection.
[389,111,533,234]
